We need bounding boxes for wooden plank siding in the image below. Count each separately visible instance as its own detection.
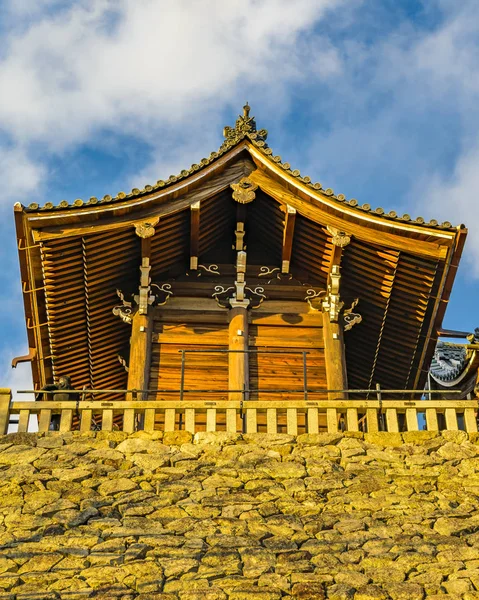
[249,305,327,433]
[149,303,229,430]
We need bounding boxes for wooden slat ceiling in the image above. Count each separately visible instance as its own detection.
[247,190,284,265]
[199,188,236,258]
[150,209,189,280]
[341,241,442,391]
[42,229,141,394]
[290,215,332,288]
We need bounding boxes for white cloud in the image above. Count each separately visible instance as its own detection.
[294,1,479,270]
[0,0,345,201]
[2,0,479,273]
[0,146,45,202]
[419,143,479,273]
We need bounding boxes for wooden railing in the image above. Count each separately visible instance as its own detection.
[1,389,477,434]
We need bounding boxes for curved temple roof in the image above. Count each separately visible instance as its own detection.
[430,330,479,394]
[21,104,456,231]
[14,105,467,396]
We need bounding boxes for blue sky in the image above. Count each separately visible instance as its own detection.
[1,0,479,394]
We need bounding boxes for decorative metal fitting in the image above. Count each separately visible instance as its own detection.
[134,217,159,238]
[327,225,351,248]
[231,177,258,204]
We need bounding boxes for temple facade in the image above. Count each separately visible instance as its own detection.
[13,105,468,432]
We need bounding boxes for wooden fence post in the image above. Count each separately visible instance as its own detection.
[0,389,11,434]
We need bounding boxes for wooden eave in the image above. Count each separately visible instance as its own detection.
[22,138,459,257]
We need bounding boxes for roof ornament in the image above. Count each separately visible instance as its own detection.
[343,298,362,331]
[231,176,258,204]
[430,328,479,383]
[327,225,351,248]
[222,103,268,148]
[134,218,159,238]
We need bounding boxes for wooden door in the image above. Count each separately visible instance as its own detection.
[248,301,328,432]
[149,298,229,430]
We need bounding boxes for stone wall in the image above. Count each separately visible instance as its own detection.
[1,430,479,600]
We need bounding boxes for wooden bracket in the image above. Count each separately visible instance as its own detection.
[190,201,200,270]
[235,222,245,252]
[282,205,296,273]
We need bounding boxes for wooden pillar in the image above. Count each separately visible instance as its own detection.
[322,314,347,400]
[190,201,200,270]
[0,389,12,435]
[228,307,248,402]
[127,311,152,400]
[129,221,158,401]
[282,205,296,273]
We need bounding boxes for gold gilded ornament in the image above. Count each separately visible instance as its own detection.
[327,225,351,248]
[231,177,258,204]
[134,217,160,238]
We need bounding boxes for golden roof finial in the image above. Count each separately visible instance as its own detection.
[222,103,267,146]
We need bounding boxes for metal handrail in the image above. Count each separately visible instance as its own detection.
[17,388,464,395]
[177,348,310,401]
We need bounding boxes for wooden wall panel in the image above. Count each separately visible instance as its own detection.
[248,305,326,403]
[150,306,229,402]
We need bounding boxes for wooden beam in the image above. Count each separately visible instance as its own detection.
[190,201,200,270]
[228,307,248,402]
[323,315,348,400]
[31,154,255,241]
[128,223,156,399]
[247,167,453,260]
[282,205,296,273]
[323,230,348,400]
[141,236,152,261]
[0,390,11,435]
[127,311,152,401]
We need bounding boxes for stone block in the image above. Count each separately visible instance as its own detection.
[163,431,192,445]
[291,582,325,599]
[442,430,468,444]
[228,589,282,600]
[296,433,343,445]
[326,583,355,600]
[98,478,138,496]
[385,583,425,600]
[402,431,439,445]
[364,433,403,447]
[193,432,242,445]
[354,585,389,600]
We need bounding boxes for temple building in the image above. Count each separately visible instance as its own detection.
[12,105,469,432]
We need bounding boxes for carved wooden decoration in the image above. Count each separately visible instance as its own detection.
[322,264,342,323]
[327,225,351,248]
[231,177,258,204]
[134,217,159,239]
[343,299,362,331]
[112,289,134,324]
